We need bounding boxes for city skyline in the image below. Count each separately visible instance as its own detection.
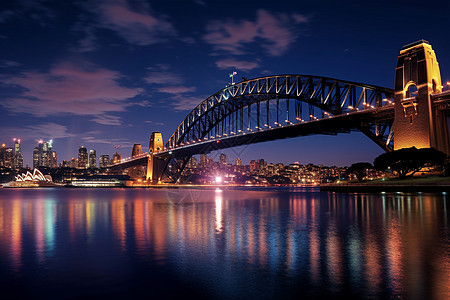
[1,0,450,167]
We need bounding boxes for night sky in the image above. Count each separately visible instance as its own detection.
[1,0,449,167]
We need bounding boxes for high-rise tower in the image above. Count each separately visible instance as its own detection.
[78,146,88,169]
[89,150,97,168]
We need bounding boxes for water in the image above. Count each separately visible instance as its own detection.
[0,187,448,299]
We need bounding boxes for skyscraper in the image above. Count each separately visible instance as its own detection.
[99,155,110,168]
[0,143,13,168]
[78,146,88,169]
[89,150,97,168]
[33,140,55,168]
[13,138,23,169]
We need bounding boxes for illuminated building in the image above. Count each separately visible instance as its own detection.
[250,160,256,173]
[219,153,227,166]
[33,140,55,168]
[99,155,110,168]
[78,146,88,169]
[394,40,448,153]
[200,154,207,167]
[146,132,164,182]
[49,151,57,168]
[235,158,242,166]
[187,156,197,168]
[12,138,23,169]
[89,150,97,168]
[1,144,13,168]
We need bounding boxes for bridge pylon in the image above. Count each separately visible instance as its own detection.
[146,132,165,183]
[393,40,449,154]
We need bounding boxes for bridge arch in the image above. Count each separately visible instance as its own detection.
[166,75,394,151]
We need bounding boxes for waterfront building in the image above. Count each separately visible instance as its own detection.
[99,155,110,168]
[200,154,207,167]
[89,150,97,168]
[187,156,197,169]
[78,146,88,169]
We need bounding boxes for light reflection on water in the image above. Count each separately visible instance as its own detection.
[0,188,448,299]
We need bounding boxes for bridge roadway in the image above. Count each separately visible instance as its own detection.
[108,104,395,170]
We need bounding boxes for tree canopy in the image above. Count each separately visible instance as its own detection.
[347,162,373,181]
[373,147,447,178]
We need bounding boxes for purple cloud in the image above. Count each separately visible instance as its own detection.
[204,9,310,56]
[157,86,196,94]
[0,60,143,117]
[215,58,260,71]
[87,0,176,46]
[92,115,122,126]
[1,123,74,140]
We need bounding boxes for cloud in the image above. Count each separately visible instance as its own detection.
[167,95,207,111]
[0,60,143,117]
[85,0,176,46]
[0,60,21,68]
[157,86,196,94]
[204,9,310,56]
[92,115,122,126]
[1,123,74,140]
[215,58,259,71]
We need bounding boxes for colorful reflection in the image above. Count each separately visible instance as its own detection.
[0,189,447,299]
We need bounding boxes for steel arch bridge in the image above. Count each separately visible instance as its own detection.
[166,75,394,151]
[146,74,394,182]
[109,75,396,183]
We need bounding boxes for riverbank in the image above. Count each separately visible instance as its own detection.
[320,177,450,193]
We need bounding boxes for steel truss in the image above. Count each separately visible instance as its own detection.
[166,75,395,152]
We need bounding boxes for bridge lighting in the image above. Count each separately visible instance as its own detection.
[216,140,220,144]
[348,105,353,109]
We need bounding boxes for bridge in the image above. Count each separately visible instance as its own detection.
[109,40,450,183]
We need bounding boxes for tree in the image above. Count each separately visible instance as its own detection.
[373,147,447,178]
[347,162,373,181]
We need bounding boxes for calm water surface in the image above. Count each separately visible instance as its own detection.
[0,187,448,299]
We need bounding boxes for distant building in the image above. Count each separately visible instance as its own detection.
[89,150,97,168]
[235,158,242,166]
[33,140,55,168]
[219,153,227,166]
[12,138,23,169]
[187,156,197,169]
[99,155,110,168]
[49,151,57,168]
[0,143,13,168]
[78,146,88,169]
[200,154,207,168]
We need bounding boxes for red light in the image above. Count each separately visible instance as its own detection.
[216,140,220,144]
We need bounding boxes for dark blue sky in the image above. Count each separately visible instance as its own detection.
[1,0,449,167]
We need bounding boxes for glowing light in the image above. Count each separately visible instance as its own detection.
[216,140,220,143]
[215,176,222,184]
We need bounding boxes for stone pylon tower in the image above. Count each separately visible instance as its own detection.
[393,40,449,154]
[146,132,164,182]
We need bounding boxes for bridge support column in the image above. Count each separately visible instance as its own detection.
[393,40,449,154]
[146,132,165,183]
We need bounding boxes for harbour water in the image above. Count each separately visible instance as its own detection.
[0,187,448,299]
